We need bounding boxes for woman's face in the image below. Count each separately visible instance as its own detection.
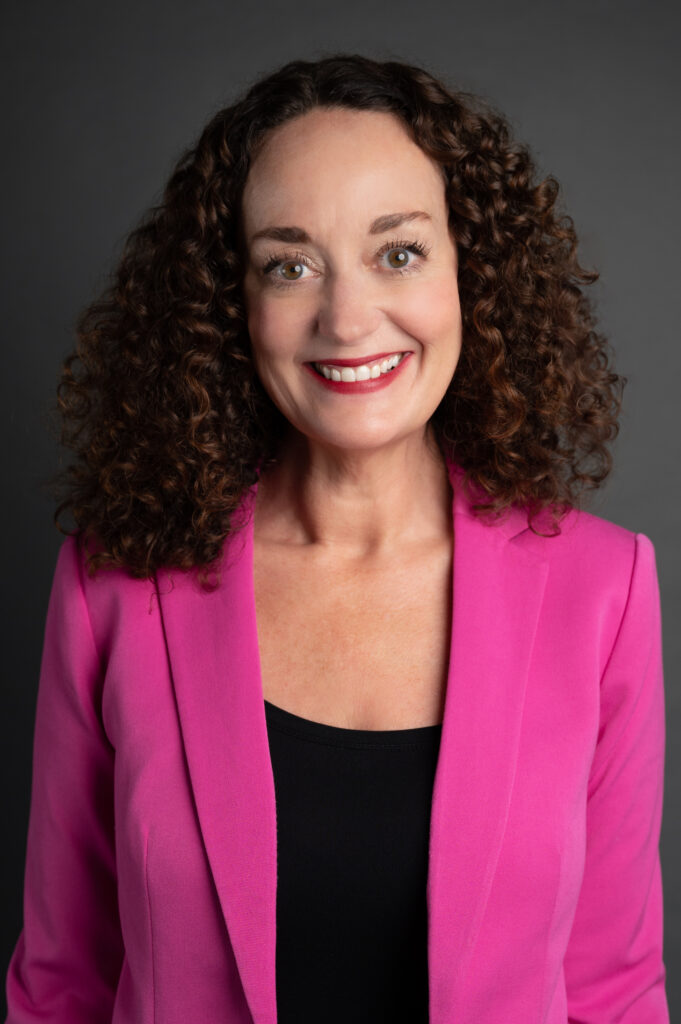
[241,106,462,455]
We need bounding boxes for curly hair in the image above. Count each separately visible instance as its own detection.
[53,52,625,581]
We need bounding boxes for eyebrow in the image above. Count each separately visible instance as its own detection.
[249,210,432,245]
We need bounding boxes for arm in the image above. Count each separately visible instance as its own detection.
[5,537,124,1023]
[564,532,669,1023]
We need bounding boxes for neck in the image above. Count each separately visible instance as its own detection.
[254,426,453,559]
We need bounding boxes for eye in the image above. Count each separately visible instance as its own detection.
[376,238,431,273]
[260,251,311,284]
[384,248,411,270]
[277,258,309,282]
[259,236,431,288]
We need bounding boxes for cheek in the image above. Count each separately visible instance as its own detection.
[246,293,307,361]
[398,277,462,352]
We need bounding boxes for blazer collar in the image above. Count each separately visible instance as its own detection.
[156,455,548,1024]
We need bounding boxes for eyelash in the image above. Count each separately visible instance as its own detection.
[259,237,432,287]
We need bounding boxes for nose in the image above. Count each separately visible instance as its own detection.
[316,269,382,347]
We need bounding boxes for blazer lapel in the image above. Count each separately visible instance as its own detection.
[156,482,279,1024]
[427,460,549,1020]
[156,458,549,1024]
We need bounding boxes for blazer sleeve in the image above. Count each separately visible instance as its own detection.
[5,537,124,1023]
[563,531,669,1022]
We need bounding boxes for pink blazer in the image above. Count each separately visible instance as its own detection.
[5,457,669,1023]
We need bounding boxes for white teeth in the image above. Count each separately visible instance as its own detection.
[314,353,406,383]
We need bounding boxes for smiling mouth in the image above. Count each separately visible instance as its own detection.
[311,353,408,382]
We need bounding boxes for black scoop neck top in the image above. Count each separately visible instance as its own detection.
[264,697,442,1023]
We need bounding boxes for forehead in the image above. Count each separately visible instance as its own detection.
[241,108,446,239]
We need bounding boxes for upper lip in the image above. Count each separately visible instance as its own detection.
[308,351,409,368]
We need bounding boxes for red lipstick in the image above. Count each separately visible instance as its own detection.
[303,351,413,394]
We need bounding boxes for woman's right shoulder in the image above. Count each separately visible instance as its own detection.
[53,533,153,589]
[51,534,161,641]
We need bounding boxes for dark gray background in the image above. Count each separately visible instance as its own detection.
[2,0,679,1015]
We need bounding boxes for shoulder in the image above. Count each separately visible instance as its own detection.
[523,506,661,650]
[537,504,657,583]
[52,535,161,659]
[54,533,156,598]
[542,503,639,563]
[449,459,648,584]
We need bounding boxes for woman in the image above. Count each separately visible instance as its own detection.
[5,54,669,1023]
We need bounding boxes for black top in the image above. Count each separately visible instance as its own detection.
[264,698,442,1024]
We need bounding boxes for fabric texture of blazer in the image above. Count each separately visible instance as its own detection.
[5,456,669,1023]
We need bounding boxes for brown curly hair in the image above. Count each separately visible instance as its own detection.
[53,52,625,581]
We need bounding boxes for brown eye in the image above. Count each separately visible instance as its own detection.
[280,261,305,280]
[385,248,410,269]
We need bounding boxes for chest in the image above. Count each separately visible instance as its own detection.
[253,539,453,730]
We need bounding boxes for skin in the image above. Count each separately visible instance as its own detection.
[241,106,462,560]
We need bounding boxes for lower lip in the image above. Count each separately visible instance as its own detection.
[303,353,413,394]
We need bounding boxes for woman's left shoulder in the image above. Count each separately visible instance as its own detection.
[536,503,655,566]
[531,505,660,619]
